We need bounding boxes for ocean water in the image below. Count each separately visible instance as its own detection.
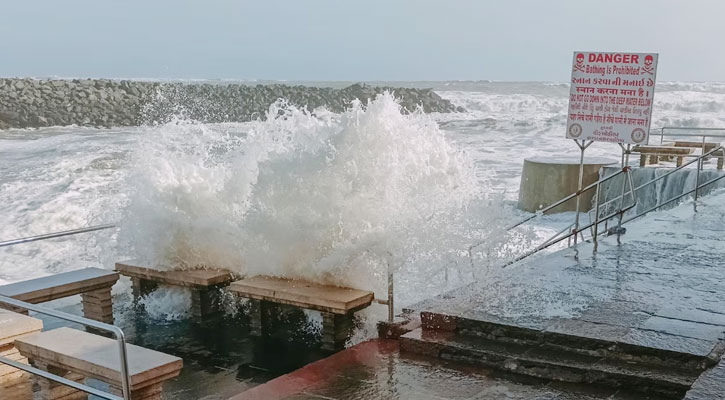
[1,81,724,318]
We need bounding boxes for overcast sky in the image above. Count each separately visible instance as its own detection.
[2,0,724,82]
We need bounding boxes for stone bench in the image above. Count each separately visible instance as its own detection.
[15,327,182,400]
[228,276,374,351]
[669,141,724,170]
[0,309,43,386]
[115,261,235,318]
[631,145,693,167]
[0,268,119,324]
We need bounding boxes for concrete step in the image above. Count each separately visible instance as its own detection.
[400,328,699,399]
[420,311,720,372]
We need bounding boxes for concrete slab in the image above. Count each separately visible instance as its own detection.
[0,309,42,346]
[115,261,235,288]
[0,267,118,304]
[228,276,374,315]
[14,327,182,389]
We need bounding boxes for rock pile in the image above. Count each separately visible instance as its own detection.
[0,79,462,129]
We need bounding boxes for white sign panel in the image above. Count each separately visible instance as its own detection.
[567,51,658,144]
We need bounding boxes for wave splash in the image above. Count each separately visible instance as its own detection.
[120,93,511,299]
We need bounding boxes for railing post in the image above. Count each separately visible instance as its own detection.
[387,269,394,323]
[694,157,702,213]
[593,178,602,251]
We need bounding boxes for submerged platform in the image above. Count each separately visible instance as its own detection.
[231,339,662,400]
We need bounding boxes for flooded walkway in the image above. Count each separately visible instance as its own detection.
[232,339,660,400]
[400,192,725,398]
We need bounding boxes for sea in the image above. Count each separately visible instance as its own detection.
[1,80,724,322]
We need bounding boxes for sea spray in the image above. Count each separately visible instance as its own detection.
[120,93,514,306]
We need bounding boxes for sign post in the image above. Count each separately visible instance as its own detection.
[566,51,658,244]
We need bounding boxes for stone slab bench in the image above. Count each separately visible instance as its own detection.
[632,145,694,167]
[669,141,724,170]
[115,261,235,319]
[228,276,374,351]
[0,268,119,324]
[15,327,182,400]
[0,309,43,386]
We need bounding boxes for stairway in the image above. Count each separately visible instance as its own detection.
[400,311,716,399]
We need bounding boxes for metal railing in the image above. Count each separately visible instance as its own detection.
[0,296,131,400]
[500,143,725,268]
[0,223,116,248]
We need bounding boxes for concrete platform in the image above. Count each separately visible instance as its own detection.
[115,262,235,288]
[228,276,374,315]
[403,193,725,397]
[229,276,374,351]
[0,267,119,323]
[116,261,235,319]
[16,327,183,399]
[230,339,658,400]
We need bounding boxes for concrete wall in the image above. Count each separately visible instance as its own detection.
[0,79,462,130]
[518,157,618,213]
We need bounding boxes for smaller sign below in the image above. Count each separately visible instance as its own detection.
[567,51,658,145]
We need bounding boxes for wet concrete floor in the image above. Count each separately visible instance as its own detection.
[408,194,725,361]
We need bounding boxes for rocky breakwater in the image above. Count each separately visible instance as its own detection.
[0,78,462,129]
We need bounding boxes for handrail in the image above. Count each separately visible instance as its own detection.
[593,145,725,212]
[506,167,631,231]
[656,126,725,144]
[0,296,130,400]
[496,144,723,267]
[0,224,117,248]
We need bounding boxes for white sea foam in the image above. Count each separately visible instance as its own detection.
[119,93,513,303]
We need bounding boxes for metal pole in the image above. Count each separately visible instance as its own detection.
[573,140,592,245]
[593,178,602,251]
[615,144,631,239]
[694,157,702,213]
[0,224,116,248]
[387,270,394,323]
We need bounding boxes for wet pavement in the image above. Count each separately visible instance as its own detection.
[232,339,660,400]
[407,193,725,361]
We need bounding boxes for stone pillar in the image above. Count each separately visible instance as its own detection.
[131,278,158,300]
[248,299,266,337]
[0,344,29,386]
[111,382,163,400]
[29,360,87,400]
[190,288,218,319]
[81,287,114,325]
[321,312,355,352]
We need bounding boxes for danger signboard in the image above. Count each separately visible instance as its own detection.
[566,51,658,144]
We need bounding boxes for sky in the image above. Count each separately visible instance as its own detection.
[2,0,725,82]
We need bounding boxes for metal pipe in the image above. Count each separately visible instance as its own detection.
[0,223,116,248]
[506,167,628,231]
[503,201,637,268]
[0,295,131,400]
[592,178,602,251]
[622,173,725,225]
[594,146,724,212]
[0,355,123,400]
[387,270,394,323]
[573,140,586,245]
[615,145,631,235]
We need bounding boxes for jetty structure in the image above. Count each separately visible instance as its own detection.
[0,126,723,399]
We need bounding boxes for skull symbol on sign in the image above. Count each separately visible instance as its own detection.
[574,53,586,72]
[642,55,654,75]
